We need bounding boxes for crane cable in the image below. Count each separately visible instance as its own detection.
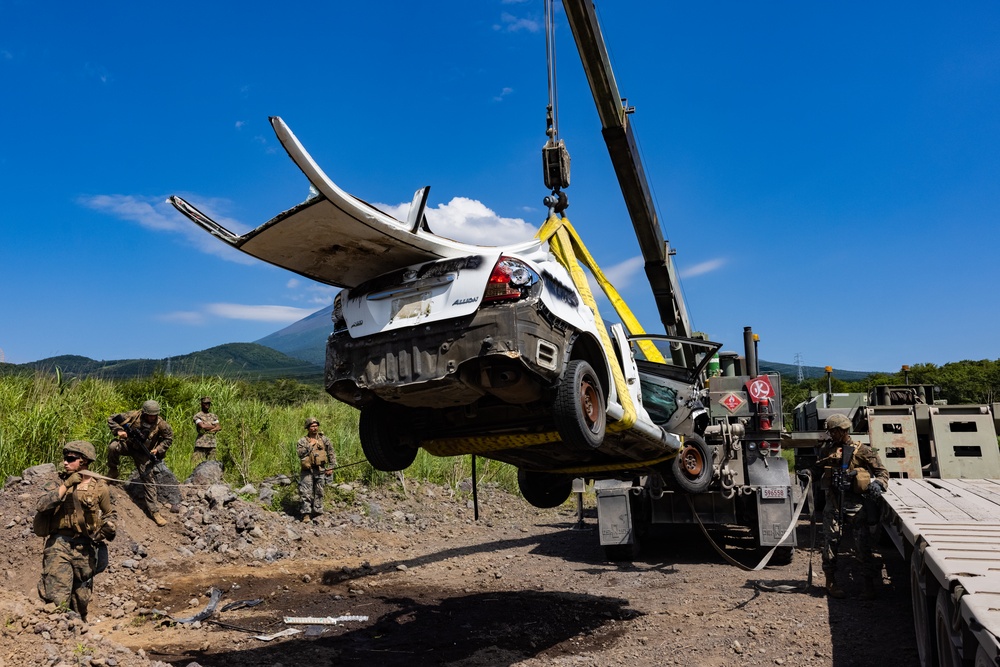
[545,0,560,144]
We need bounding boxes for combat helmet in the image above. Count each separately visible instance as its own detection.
[142,400,161,416]
[304,417,319,429]
[63,440,97,462]
[825,414,852,431]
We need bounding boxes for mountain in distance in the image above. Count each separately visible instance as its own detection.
[255,304,333,367]
[758,360,872,383]
[11,343,323,381]
[255,305,876,382]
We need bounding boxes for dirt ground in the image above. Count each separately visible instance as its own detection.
[1,465,918,667]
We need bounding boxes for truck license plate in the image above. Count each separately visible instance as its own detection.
[761,486,787,500]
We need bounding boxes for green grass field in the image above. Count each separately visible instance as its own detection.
[0,371,518,494]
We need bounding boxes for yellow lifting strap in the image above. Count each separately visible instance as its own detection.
[535,215,663,433]
[422,431,562,457]
[543,451,677,476]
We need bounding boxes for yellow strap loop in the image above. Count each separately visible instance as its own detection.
[535,215,665,433]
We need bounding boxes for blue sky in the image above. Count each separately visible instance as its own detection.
[2,1,999,372]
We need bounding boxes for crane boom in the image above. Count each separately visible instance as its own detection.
[561,0,692,341]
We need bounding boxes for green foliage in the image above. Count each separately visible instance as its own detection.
[0,371,522,497]
[781,358,1000,428]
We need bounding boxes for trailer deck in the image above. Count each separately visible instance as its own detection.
[883,478,1000,664]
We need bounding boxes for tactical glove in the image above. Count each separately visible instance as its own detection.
[865,480,885,499]
[100,520,117,542]
[63,472,83,488]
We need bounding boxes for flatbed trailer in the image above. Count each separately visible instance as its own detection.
[882,477,1000,667]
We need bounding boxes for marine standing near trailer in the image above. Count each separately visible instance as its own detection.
[297,417,335,522]
[816,413,889,599]
[107,399,176,526]
[34,440,117,621]
[192,396,221,464]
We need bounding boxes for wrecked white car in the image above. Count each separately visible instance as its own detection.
[171,117,719,507]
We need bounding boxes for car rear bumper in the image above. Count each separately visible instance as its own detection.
[326,300,575,409]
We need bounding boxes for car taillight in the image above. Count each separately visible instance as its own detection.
[483,257,537,303]
[332,292,346,331]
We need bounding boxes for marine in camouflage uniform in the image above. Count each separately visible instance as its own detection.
[192,396,221,465]
[35,441,117,622]
[815,413,889,599]
[107,399,175,526]
[296,417,336,521]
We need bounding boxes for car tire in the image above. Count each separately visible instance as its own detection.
[554,359,606,449]
[359,403,418,472]
[517,469,573,508]
[670,433,713,494]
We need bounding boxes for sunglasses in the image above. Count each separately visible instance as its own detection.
[63,454,83,462]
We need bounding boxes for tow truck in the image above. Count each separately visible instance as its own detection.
[170,0,800,563]
[557,0,798,561]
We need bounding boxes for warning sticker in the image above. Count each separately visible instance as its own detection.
[746,376,775,404]
[720,392,745,413]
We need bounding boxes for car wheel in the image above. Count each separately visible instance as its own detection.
[670,433,713,494]
[517,469,573,508]
[554,359,606,449]
[359,403,418,472]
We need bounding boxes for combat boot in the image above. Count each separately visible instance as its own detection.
[861,576,877,600]
[151,512,168,527]
[825,572,845,599]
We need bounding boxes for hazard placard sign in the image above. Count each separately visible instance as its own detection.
[745,376,775,404]
[720,392,745,413]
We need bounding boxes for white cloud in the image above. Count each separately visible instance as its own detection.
[602,256,645,290]
[235,120,245,129]
[205,303,315,322]
[160,303,315,325]
[679,258,726,278]
[494,12,540,33]
[373,196,537,245]
[84,62,111,84]
[493,86,514,102]
[80,194,256,264]
[285,281,338,306]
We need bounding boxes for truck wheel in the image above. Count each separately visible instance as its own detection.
[670,434,713,494]
[770,546,794,566]
[359,403,418,472]
[554,360,606,449]
[911,548,938,667]
[603,542,640,562]
[517,469,572,508]
[934,587,962,667]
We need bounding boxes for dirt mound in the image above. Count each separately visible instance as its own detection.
[2,466,919,666]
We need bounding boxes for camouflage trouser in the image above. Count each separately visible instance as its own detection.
[822,498,878,576]
[192,447,216,464]
[108,440,162,514]
[38,534,96,621]
[299,468,327,515]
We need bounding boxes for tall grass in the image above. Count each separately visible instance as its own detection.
[0,371,518,494]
